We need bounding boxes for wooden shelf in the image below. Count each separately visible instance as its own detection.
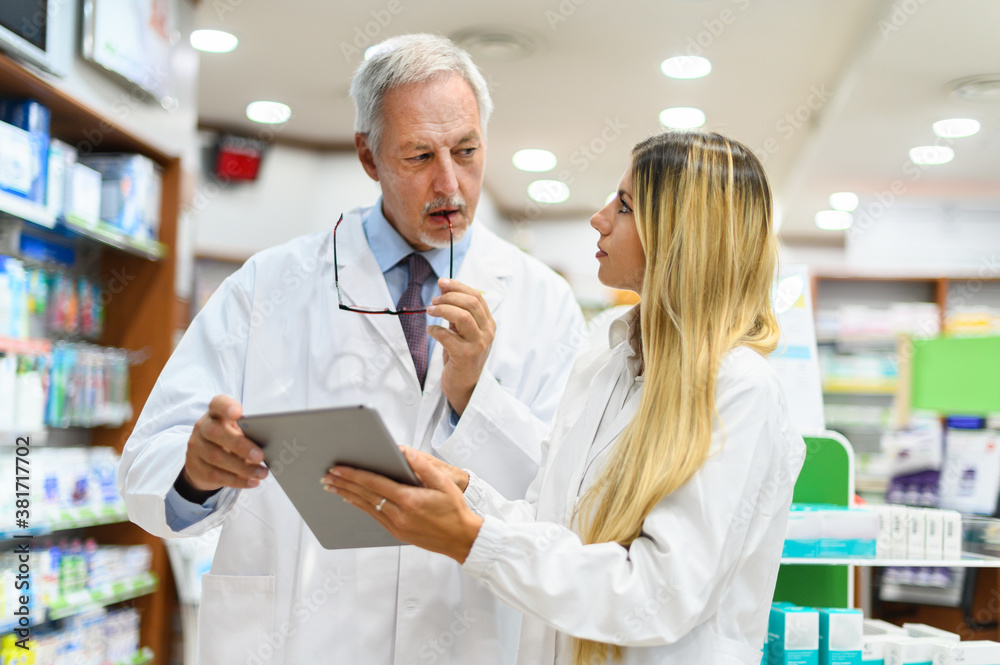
[62,215,167,261]
[0,51,180,665]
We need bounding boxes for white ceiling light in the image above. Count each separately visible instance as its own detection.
[661,56,712,79]
[815,210,853,231]
[659,107,706,129]
[512,149,557,172]
[909,145,954,165]
[932,118,981,139]
[528,180,570,204]
[949,74,1000,104]
[190,29,238,53]
[246,101,291,124]
[829,192,859,212]
[452,28,536,62]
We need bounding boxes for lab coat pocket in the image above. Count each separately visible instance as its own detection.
[198,574,275,665]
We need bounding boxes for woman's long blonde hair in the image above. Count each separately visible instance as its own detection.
[573,132,781,665]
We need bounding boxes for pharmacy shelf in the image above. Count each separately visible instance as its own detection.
[0,336,52,356]
[781,553,1000,567]
[61,215,167,261]
[0,190,56,229]
[0,504,130,541]
[0,572,157,632]
[46,571,159,621]
[117,647,154,665]
[822,380,898,395]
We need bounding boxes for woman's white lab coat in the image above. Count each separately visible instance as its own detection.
[118,207,584,665]
[457,308,805,664]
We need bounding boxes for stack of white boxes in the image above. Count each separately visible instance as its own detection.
[869,506,962,560]
[865,620,1000,665]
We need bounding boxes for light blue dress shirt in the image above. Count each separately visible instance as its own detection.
[165,199,473,530]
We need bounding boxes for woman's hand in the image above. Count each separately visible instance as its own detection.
[322,447,483,563]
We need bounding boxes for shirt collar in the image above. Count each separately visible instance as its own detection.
[361,196,472,277]
[609,304,644,381]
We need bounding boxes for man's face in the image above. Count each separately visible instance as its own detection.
[356,74,485,251]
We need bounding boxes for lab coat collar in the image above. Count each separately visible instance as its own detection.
[608,304,643,382]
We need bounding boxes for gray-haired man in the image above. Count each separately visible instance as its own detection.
[120,34,583,664]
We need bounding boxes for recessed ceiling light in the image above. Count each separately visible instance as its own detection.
[190,29,238,53]
[932,118,981,139]
[909,145,954,165]
[452,28,536,62]
[659,107,706,129]
[246,101,291,124]
[949,74,1000,104]
[512,149,557,172]
[829,192,859,212]
[528,180,570,204]
[815,210,853,231]
[661,56,712,79]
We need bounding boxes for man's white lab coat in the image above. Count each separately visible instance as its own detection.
[118,207,585,665]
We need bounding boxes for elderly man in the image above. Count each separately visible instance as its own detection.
[119,33,583,665]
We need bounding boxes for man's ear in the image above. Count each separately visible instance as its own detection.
[355,133,379,182]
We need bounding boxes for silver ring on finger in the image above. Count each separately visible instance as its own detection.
[375,498,387,512]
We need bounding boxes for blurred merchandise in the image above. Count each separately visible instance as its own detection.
[78,154,162,243]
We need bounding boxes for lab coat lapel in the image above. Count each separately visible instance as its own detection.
[334,210,412,365]
[559,355,623,517]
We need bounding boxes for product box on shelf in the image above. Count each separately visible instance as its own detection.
[902,623,959,642]
[0,120,34,201]
[65,161,103,228]
[769,604,819,665]
[906,508,927,559]
[819,608,862,665]
[931,640,1000,665]
[883,637,945,665]
[78,153,162,242]
[46,138,76,221]
[0,98,51,205]
[861,618,906,665]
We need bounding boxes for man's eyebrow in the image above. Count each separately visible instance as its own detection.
[401,132,481,153]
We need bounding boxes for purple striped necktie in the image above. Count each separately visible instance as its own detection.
[397,253,434,388]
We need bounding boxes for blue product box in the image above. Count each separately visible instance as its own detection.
[819,608,862,665]
[77,153,161,242]
[0,99,51,204]
[769,605,819,665]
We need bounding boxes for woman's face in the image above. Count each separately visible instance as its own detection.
[591,165,646,294]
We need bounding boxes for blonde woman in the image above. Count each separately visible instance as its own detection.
[325,131,805,665]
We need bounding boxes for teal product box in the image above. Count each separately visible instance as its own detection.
[78,153,162,242]
[769,605,819,665]
[818,508,879,559]
[0,98,51,204]
[819,608,862,665]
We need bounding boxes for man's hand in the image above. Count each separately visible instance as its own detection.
[404,447,470,492]
[183,395,268,492]
[426,278,495,416]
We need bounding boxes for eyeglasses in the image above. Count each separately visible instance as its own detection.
[333,213,453,315]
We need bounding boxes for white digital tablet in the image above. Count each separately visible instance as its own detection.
[238,405,420,550]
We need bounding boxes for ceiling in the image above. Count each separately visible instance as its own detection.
[192,0,1000,241]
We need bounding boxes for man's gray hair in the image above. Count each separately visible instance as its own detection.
[350,34,494,157]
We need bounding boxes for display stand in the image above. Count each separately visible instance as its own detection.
[773,431,855,608]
